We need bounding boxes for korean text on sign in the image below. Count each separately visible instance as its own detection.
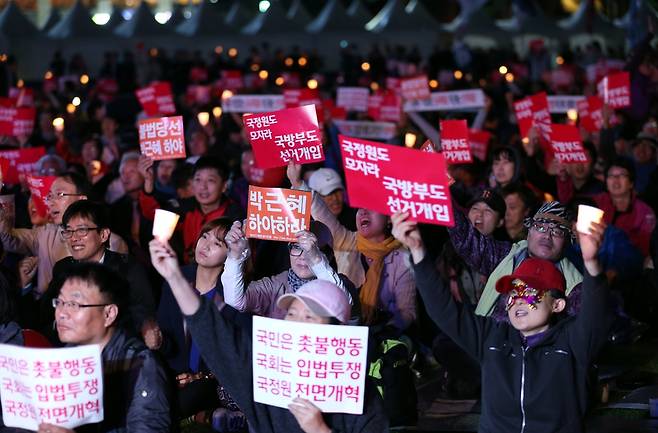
[138,116,186,161]
[252,316,369,414]
[244,105,324,169]
[549,124,589,165]
[0,147,46,184]
[135,82,176,117]
[0,344,103,431]
[222,95,285,113]
[403,89,485,112]
[400,75,430,101]
[245,186,312,242]
[340,135,454,227]
[440,119,472,164]
[336,87,370,112]
[597,71,630,109]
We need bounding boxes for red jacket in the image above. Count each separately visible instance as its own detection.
[593,192,656,257]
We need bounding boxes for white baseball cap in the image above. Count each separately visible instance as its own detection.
[308,168,344,196]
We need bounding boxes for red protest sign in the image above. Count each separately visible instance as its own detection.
[340,135,454,226]
[368,91,401,123]
[420,139,437,153]
[283,89,324,123]
[97,78,118,103]
[138,116,186,161]
[245,186,312,242]
[530,92,552,140]
[0,107,35,137]
[26,174,56,217]
[0,147,46,184]
[400,75,430,101]
[244,105,324,169]
[185,85,212,105]
[135,82,176,117]
[386,77,401,94]
[221,70,244,91]
[9,88,34,107]
[336,87,369,112]
[514,97,533,138]
[597,71,630,109]
[440,119,472,164]
[577,96,604,133]
[469,129,491,161]
[549,124,589,165]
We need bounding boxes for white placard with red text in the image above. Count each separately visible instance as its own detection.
[547,95,585,113]
[245,186,311,242]
[333,120,397,140]
[0,344,103,430]
[340,135,454,226]
[244,105,324,169]
[400,75,430,101]
[403,89,485,112]
[597,72,630,109]
[138,116,186,161]
[252,316,368,414]
[336,87,369,112]
[549,124,589,164]
[440,120,472,164]
[222,95,285,113]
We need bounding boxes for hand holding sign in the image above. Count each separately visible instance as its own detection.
[224,220,249,260]
[288,398,329,433]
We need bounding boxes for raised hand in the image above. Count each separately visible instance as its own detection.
[288,398,331,433]
[138,155,155,194]
[391,211,425,263]
[149,239,182,281]
[295,230,322,265]
[287,160,303,188]
[224,220,249,260]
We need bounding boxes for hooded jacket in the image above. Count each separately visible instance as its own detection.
[413,256,611,433]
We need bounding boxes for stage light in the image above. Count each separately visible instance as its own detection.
[92,13,110,25]
[154,11,172,24]
[259,1,271,13]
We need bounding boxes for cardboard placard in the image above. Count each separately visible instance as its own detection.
[138,116,186,161]
[597,71,630,109]
[403,89,485,112]
[340,135,454,226]
[0,344,104,430]
[135,82,176,117]
[222,95,285,113]
[244,105,324,169]
[440,120,472,164]
[336,87,369,112]
[245,186,311,242]
[252,316,368,414]
[333,120,397,140]
[0,147,46,184]
[400,75,430,101]
[549,124,589,164]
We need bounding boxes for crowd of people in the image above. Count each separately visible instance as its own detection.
[0,23,657,433]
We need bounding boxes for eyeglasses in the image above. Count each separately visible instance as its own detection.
[60,227,100,239]
[531,222,567,239]
[52,298,111,312]
[287,243,304,256]
[607,172,630,180]
[506,279,546,311]
[45,192,85,203]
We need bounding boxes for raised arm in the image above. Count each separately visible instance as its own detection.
[221,220,251,311]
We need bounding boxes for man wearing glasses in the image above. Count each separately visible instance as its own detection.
[448,200,583,321]
[38,262,171,433]
[39,200,156,342]
[0,172,128,295]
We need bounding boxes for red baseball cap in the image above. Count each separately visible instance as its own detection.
[495,258,566,294]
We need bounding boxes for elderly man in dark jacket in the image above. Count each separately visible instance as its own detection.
[37,263,171,433]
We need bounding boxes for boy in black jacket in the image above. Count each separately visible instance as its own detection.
[392,211,611,433]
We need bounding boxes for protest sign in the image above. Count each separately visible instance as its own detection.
[530,92,552,140]
[340,135,454,226]
[0,344,103,430]
[10,88,34,107]
[400,75,430,101]
[245,186,312,242]
[385,77,401,93]
[549,124,589,164]
[403,89,485,112]
[420,139,437,153]
[333,120,397,140]
[336,87,369,112]
[577,96,603,133]
[284,89,324,123]
[0,147,46,184]
[469,129,491,161]
[26,175,56,217]
[252,316,368,414]
[222,95,285,113]
[547,95,585,113]
[0,107,36,137]
[439,120,472,164]
[597,71,630,109]
[186,85,212,105]
[367,91,401,123]
[138,116,186,161]
[135,82,176,117]
[244,105,324,169]
[220,70,244,91]
[514,97,533,139]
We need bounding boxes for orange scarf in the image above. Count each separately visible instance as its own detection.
[356,234,401,324]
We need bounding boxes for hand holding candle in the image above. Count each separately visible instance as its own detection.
[576,204,604,235]
[152,209,180,242]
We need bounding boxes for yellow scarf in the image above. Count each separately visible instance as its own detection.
[356,234,402,324]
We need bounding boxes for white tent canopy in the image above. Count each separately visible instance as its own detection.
[498,4,564,40]
[0,1,38,38]
[306,0,370,33]
[106,5,125,30]
[559,0,625,41]
[114,1,172,38]
[443,7,509,46]
[177,1,235,36]
[366,0,439,33]
[48,0,107,39]
[41,8,61,33]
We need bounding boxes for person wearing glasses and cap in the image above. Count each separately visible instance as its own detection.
[392,211,611,433]
[38,262,171,433]
[447,200,585,321]
[0,172,127,295]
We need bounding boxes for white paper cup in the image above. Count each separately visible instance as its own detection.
[576,205,604,234]
[152,209,180,242]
